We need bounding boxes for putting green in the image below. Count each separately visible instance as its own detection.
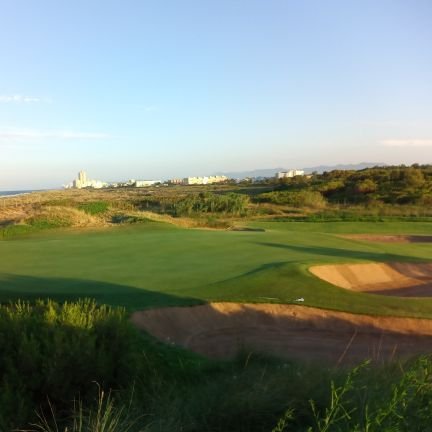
[0,221,432,317]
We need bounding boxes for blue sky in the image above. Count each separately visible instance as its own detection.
[1,0,432,189]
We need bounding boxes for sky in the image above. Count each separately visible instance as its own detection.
[1,0,432,190]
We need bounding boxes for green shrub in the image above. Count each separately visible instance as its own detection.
[174,192,249,216]
[257,190,327,208]
[78,201,110,215]
[0,299,140,430]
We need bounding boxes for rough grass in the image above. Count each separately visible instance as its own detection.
[0,189,238,237]
[4,299,432,432]
[32,206,102,227]
[0,207,104,239]
[10,306,432,432]
[133,210,232,229]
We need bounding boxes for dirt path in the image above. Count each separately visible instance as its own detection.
[342,234,432,243]
[310,262,432,296]
[131,302,432,365]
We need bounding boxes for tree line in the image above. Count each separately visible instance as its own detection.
[264,164,432,206]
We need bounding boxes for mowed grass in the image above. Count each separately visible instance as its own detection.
[1,221,432,317]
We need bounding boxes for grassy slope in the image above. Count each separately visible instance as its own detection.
[0,221,432,317]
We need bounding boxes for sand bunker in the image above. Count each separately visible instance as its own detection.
[310,262,432,297]
[342,234,432,243]
[131,302,432,365]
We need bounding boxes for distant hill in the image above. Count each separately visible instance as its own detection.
[302,162,387,174]
[216,163,386,179]
[214,168,287,179]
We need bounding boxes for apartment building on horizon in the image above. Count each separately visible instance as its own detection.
[135,179,161,187]
[182,175,228,185]
[276,170,305,179]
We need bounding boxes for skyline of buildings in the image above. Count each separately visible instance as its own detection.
[65,171,230,189]
[65,169,303,190]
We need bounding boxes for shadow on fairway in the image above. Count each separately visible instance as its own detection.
[255,242,429,263]
[209,261,289,285]
[0,274,201,310]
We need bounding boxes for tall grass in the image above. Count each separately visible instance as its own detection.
[26,387,139,432]
[20,353,432,432]
[0,299,141,430]
[3,299,432,431]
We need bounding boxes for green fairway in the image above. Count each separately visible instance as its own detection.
[1,221,432,317]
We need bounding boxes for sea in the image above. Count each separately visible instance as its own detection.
[0,190,43,198]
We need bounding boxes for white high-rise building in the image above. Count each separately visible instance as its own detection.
[276,170,305,179]
[70,171,106,189]
[78,170,87,184]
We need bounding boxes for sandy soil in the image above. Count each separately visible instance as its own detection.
[310,262,432,296]
[131,302,432,365]
[342,234,432,243]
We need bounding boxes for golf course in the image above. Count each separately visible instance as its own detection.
[2,219,432,365]
[3,1,432,427]
[2,220,432,315]
[1,183,432,431]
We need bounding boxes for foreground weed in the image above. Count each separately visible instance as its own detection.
[362,357,432,432]
[25,386,139,432]
[307,362,368,432]
[271,408,295,432]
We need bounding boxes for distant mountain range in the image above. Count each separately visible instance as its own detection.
[216,162,386,179]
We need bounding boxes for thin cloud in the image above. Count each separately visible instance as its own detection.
[0,94,47,103]
[363,121,426,128]
[143,105,159,112]
[380,139,432,147]
[0,127,111,143]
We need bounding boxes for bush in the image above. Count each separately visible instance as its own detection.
[0,299,140,430]
[78,201,110,215]
[174,192,249,216]
[355,179,377,194]
[257,190,327,208]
